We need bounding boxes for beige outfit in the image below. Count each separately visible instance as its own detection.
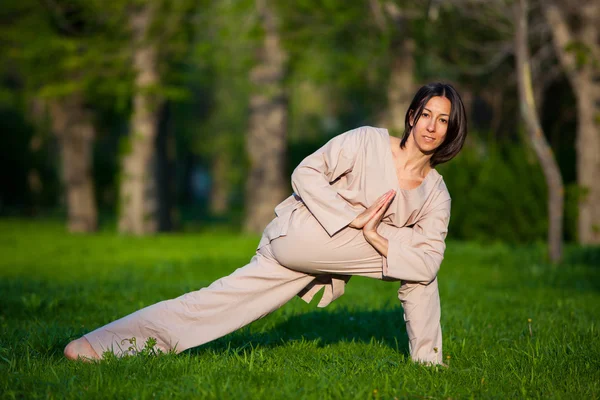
[84,126,451,364]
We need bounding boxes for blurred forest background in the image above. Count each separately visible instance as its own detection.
[1,0,599,258]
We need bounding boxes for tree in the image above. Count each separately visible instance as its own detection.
[0,0,127,232]
[514,0,564,261]
[118,2,162,234]
[431,0,565,255]
[244,0,289,233]
[544,1,600,245]
[370,0,417,135]
[49,94,98,232]
[192,0,254,218]
[118,0,197,234]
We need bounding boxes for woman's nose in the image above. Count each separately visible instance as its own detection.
[427,119,436,132]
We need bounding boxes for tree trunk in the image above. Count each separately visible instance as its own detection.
[244,0,288,233]
[118,3,163,235]
[373,1,416,135]
[210,148,231,215]
[544,1,600,244]
[515,0,564,261]
[156,102,176,231]
[49,95,98,233]
[575,82,600,244]
[380,38,416,135]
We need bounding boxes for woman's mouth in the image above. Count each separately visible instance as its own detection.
[423,135,436,143]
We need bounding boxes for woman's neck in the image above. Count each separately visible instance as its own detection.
[394,135,433,178]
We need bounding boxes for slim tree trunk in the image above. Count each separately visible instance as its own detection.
[544,1,600,244]
[49,95,98,232]
[156,102,176,231]
[515,0,564,261]
[381,39,416,134]
[118,3,163,235]
[28,99,48,215]
[575,83,600,244]
[244,0,288,233]
[210,147,231,215]
[372,1,416,134]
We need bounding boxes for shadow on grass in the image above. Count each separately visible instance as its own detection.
[189,308,410,357]
[1,275,411,360]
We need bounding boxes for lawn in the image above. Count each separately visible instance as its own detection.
[0,219,599,399]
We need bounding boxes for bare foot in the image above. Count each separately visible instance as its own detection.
[64,337,100,362]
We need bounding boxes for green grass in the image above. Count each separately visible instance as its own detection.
[0,218,599,399]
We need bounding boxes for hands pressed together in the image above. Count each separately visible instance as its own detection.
[348,189,396,248]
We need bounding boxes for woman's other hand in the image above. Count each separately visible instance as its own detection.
[363,190,395,234]
[361,190,395,257]
[349,190,396,229]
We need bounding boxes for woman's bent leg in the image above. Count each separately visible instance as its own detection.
[81,246,314,358]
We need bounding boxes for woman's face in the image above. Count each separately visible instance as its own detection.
[409,96,451,153]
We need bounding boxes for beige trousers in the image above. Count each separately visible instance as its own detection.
[84,206,441,362]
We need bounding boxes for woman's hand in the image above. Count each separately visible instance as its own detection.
[363,190,395,234]
[359,190,395,257]
[349,190,396,229]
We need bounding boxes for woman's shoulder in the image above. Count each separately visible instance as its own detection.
[360,126,390,140]
[430,170,451,204]
[342,126,391,149]
[327,126,390,152]
[338,126,388,139]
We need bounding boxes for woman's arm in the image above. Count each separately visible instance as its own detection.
[363,196,451,283]
[291,127,366,236]
[363,194,450,365]
[398,278,443,365]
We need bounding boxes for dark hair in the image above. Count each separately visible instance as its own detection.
[400,82,468,167]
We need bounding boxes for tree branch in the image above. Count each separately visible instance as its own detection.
[543,3,579,87]
[369,0,387,32]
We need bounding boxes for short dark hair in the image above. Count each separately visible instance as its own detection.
[400,82,468,167]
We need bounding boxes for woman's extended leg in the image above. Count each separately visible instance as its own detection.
[66,245,315,360]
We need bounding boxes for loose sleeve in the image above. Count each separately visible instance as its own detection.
[383,197,451,283]
[381,196,449,365]
[384,195,450,365]
[291,127,364,236]
[398,277,443,364]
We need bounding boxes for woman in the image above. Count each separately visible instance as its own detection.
[65,82,467,365]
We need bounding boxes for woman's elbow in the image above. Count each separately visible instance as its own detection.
[423,255,443,282]
[290,167,303,193]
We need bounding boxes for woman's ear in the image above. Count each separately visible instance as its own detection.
[408,110,414,127]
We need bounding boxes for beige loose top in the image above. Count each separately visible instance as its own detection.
[258,126,451,307]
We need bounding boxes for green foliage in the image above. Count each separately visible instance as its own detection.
[0,99,60,213]
[278,1,391,139]
[168,0,256,213]
[0,0,583,244]
[114,336,167,358]
[564,41,594,69]
[421,2,515,84]
[0,220,599,398]
[279,0,390,85]
[0,0,200,111]
[439,136,555,244]
[564,183,583,242]
[0,0,132,104]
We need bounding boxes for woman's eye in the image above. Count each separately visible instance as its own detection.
[422,113,430,118]
[440,118,448,124]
